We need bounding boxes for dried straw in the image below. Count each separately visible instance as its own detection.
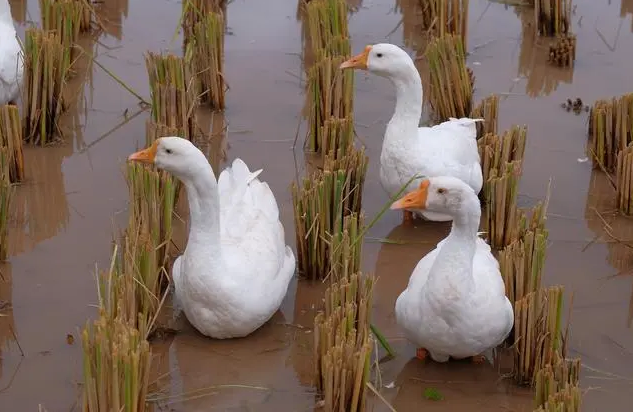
[182,0,225,47]
[145,52,198,141]
[588,93,633,173]
[124,161,177,326]
[471,94,499,138]
[535,0,572,37]
[40,0,82,55]
[23,29,70,145]
[418,0,469,49]
[548,34,576,67]
[0,105,24,182]
[499,200,549,307]
[534,353,581,411]
[314,272,375,411]
[81,246,152,412]
[292,148,368,280]
[425,34,473,122]
[306,55,354,157]
[483,161,523,249]
[478,125,527,194]
[189,11,225,109]
[616,143,633,215]
[305,0,354,158]
[0,148,13,261]
[513,285,567,386]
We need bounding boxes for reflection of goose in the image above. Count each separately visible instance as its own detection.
[516,6,574,97]
[151,312,316,410]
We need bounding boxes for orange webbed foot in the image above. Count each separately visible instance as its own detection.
[416,347,429,361]
[403,210,414,225]
[471,354,487,364]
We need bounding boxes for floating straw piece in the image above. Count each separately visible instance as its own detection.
[0,105,24,182]
[0,148,13,261]
[425,34,473,122]
[478,125,527,193]
[23,29,70,146]
[189,11,225,109]
[81,246,152,412]
[588,93,633,173]
[535,0,572,37]
[145,52,198,141]
[513,285,567,386]
[534,353,581,411]
[292,148,368,280]
[499,199,549,308]
[471,94,499,138]
[124,162,177,326]
[418,0,469,49]
[314,272,375,411]
[616,143,633,215]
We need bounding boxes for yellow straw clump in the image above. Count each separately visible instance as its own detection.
[588,93,633,173]
[0,105,24,182]
[483,161,523,249]
[305,0,354,158]
[145,52,199,141]
[314,272,375,411]
[534,353,582,411]
[81,247,152,412]
[512,285,567,385]
[23,29,71,146]
[0,148,13,261]
[124,161,177,328]
[292,149,368,280]
[40,0,83,54]
[419,0,469,49]
[534,0,572,37]
[616,143,633,215]
[182,0,225,47]
[189,11,225,109]
[425,34,473,122]
[478,125,527,193]
[471,94,499,138]
[499,198,549,307]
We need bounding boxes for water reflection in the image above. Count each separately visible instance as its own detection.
[0,262,16,384]
[516,6,574,97]
[94,0,129,40]
[8,0,25,23]
[622,0,633,32]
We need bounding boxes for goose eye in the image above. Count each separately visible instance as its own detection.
[437,188,446,194]
[376,53,383,58]
[165,148,173,154]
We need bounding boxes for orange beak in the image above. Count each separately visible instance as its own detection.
[390,180,430,210]
[128,139,159,164]
[340,45,372,70]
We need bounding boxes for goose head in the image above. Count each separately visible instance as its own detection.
[127,136,209,181]
[340,43,416,80]
[390,176,477,217]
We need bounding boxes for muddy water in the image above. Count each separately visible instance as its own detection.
[1,0,633,410]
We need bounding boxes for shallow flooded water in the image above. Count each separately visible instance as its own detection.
[2,0,633,410]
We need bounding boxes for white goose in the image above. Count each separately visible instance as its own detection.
[340,43,483,223]
[0,0,22,105]
[128,137,296,339]
[390,176,513,362]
